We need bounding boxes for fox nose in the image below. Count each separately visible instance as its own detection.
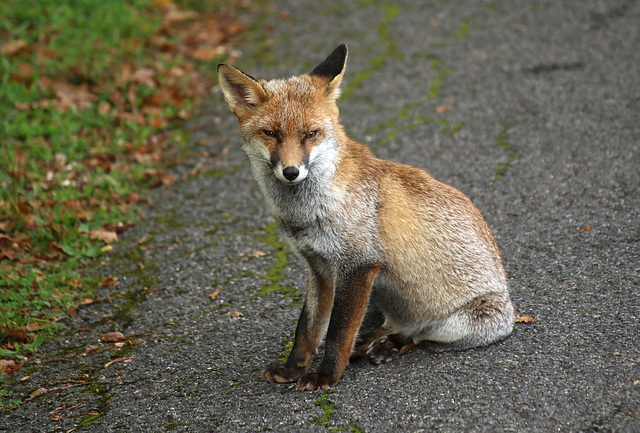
[282,166,300,182]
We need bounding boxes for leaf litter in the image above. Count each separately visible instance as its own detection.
[1,0,245,367]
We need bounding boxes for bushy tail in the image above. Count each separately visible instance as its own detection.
[419,291,515,352]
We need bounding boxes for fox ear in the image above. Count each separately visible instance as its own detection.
[310,44,348,99]
[217,63,268,115]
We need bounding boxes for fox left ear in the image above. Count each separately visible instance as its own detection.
[310,44,348,99]
[217,63,268,116]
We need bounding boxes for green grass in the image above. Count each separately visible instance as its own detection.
[255,222,301,301]
[314,391,362,432]
[0,0,239,366]
[492,126,522,180]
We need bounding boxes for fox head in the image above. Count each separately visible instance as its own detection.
[218,45,348,184]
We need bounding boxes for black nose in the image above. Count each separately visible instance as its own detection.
[282,166,299,181]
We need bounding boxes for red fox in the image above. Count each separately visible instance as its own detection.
[218,44,514,391]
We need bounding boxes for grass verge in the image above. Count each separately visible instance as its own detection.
[0,0,246,393]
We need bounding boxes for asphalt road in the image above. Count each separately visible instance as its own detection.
[2,0,639,431]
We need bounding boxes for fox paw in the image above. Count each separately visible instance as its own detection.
[262,362,302,383]
[350,340,370,361]
[296,373,338,391]
[366,336,399,365]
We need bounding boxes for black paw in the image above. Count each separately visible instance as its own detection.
[366,336,399,365]
[262,362,303,383]
[296,373,338,391]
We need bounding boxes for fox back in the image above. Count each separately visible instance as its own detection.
[218,45,514,391]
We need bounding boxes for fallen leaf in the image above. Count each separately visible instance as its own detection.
[230,311,243,318]
[0,325,33,343]
[208,289,222,300]
[98,101,111,114]
[99,277,118,287]
[30,388,48,399]
[0,360,19,375]
[67,278,83,288]
[192,46,220,61]
[53,82,96,112]
[1,39,26,55]
[132,68,157,88]
[579,225,591,232]
[0,220,15,232]
[81,298,99,305]
[101,332,126,343]
[82,152,116,172]
[90,228,118,244]
[515,312,535,323]
[164,9,198,25]
[144,169,175,187]
[436,104,452,113]
[26,323,49,331]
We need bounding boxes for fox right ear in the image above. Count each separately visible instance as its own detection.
[310,44,348,100]
[217,64,268,115]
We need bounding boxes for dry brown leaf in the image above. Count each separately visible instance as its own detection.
[53,82,96,112]
[192,46,220,61]
[1,39,27,55]
[98,101,111,115]
[90,228,118,244]
[579,225,591,232]
[144,89,173,106]
[132,68,157,88]
[436,104,452,113]
[515,312,535,323]
[26,323,48,331]
[0,325,33,343]
[101,332,126,343]
[82,152,116,171]
[81,298,99,305]
[209,289,222,300]
[0,245,19,260]
[164,9,198,25]
[30,388,48,399]
[0,360,19,375]
[99,277,118,287]
[67,278,83,288]
[230,311,243,318]
[0,220,15,232]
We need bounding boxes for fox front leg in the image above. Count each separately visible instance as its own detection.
[262,268,334,383]
[296,265,381,391]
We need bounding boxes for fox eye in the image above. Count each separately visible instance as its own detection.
[305,130,318,139]
[263,130,275,138]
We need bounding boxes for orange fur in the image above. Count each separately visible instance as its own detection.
[218,44,514,391]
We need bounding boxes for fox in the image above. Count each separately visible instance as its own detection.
[217,44,514,391]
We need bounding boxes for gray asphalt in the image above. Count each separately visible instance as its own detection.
[2,0,639,432]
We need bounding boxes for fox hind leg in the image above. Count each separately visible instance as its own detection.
[353,291,514,363]
[419,291,515,352]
